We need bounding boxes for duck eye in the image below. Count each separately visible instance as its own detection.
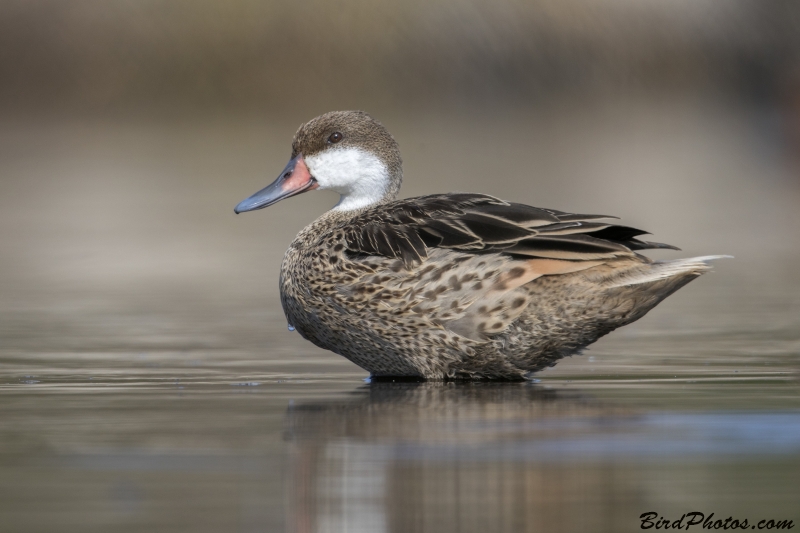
[328,132,343,144]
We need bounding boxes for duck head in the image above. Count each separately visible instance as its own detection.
[235,111,402,214]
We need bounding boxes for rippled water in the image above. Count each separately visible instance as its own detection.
[1,105,799,532]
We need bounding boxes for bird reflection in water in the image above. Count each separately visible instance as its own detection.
[283,382,634,533]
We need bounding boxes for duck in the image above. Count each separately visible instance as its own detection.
[235,110,726,380]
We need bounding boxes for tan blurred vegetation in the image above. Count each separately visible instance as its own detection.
[1,0,799,116]
[0,0,799,357]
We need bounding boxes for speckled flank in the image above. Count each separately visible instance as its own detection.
[262,111,722,380]
[280,215,711,380]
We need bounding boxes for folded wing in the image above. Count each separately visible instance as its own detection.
[343,193,677,267]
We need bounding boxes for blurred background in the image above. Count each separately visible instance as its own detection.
[1,0,800,347]
[1,1,800,532]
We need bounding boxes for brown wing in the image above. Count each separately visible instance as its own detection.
[343,193,677,268]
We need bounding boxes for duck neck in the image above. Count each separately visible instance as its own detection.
[332,168,402,213]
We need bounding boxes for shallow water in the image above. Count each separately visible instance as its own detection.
[2,332,799,533]
[1,104,799,532]
[2,276,799,533]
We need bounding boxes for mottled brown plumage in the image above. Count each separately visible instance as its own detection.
[236,111,726,380]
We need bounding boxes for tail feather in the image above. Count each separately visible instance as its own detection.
[607,255,732,288]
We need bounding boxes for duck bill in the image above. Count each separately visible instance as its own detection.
[234,154,318,213]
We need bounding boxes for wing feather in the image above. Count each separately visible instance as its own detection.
[342,193,675,268]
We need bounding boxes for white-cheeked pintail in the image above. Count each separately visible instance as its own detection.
[235,111,727,380]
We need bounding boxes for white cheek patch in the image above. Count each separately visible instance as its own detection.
[304,147,390,211]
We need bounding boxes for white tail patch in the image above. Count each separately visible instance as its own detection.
[607,255,732,288]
